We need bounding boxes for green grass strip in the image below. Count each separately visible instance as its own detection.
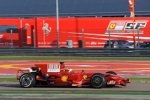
[0,56,150,61]
[0,78,17,82]
[0,90,150,95]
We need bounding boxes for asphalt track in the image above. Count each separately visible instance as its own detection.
[0,82,150,100]
[0,81,150,92]
[0,94,150,100]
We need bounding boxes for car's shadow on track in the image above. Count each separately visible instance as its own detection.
[0,83,20,88]
[0,82,124,89]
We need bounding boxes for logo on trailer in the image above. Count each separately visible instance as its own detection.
[125,22,147,30]
[107,20,148,34]
[0,35,3,39]
[109,23,117,30]
[42,23,51,35]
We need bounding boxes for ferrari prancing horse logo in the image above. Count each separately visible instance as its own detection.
[109,23,116,30]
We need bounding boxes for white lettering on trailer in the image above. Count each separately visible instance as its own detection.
[47,64,60,72]
[107,20,148,34]
[125,22,147,30]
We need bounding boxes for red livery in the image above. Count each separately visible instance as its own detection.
[16,62,129,88]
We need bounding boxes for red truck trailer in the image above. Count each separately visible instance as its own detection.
[0,17,150,48]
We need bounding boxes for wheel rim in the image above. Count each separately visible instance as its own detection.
[92,76,103,87]
[20,74,33,87]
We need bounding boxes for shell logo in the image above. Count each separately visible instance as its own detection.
[61,75,68,82]
[109,23,116,30]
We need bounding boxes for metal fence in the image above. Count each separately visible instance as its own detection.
[0,48,150,57]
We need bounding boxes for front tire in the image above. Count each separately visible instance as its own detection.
[90,73,106,88]
[19,73,36,88]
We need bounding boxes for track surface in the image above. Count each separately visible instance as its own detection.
[0,94,150,100]
[0,82,150,100]
[0,60,150,75]
[0,81,149,92]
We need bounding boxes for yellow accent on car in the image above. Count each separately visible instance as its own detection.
[83,75,87,79]
[61,75,68,82]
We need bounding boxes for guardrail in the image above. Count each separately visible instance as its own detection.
[0,48,150,57]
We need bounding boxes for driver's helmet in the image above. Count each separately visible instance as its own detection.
[65,68,72,72]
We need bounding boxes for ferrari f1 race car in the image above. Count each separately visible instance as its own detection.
[16,62,129,88]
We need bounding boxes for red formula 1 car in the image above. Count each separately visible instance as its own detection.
[16,62,129,88]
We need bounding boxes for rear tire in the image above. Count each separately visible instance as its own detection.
[19,73,36,88]
[90,73,106,88]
